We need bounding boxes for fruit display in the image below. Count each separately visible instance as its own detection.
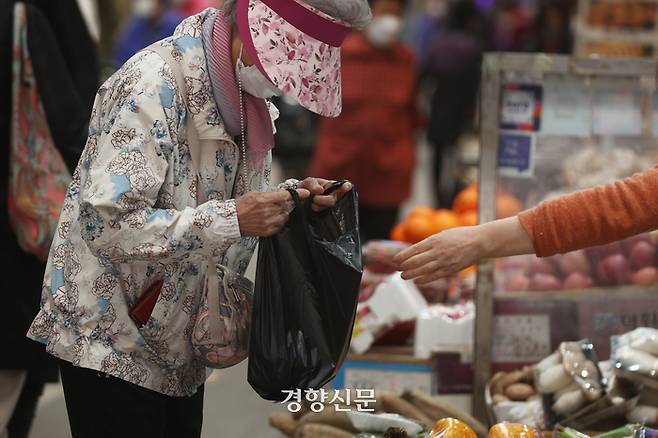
[268,390,487,438]
[390,184,522,245]
[499,233,658,293]
[587,0,657,30]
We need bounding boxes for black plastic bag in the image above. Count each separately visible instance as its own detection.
[248,184,362,401]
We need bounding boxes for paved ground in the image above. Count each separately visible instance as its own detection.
[31,362,286,438]
[29,143,437,438]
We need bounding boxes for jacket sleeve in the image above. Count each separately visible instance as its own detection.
[78,53,242,264]
[518,165,658,257]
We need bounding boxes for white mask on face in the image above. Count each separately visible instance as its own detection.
[365,15,403,48]
[133,0,157,17]
[235,45,283,99]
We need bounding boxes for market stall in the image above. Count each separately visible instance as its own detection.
[473,52,658,429]
[575,0,658,57]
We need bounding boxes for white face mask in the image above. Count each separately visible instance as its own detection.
[365,15,403,48]
[133,0,157,17]
[235,45,282,99]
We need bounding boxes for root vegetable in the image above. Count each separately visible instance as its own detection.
[505,383,535,401]
[520,365,535,383]
[490,371,507,395]
[492,394,510,404]
[402,390,488,437]
[529,273,562,291]
[616,346,658,376]
[552,389,586,416]
[499,370,524,389]
[528,257,555,276]
[270,412,299,437]
[563,272,594,290]
[597,254,630,286]
[630,241,656,270]
[537,352,561,373]
[587,242,623,267]
[381,393,433,427]
[560,251,592,277]
[506,274,530,292]
[627,405,658,425]
[555,382,580,400]
[632,267,658,287]
[298,411,358,433]
[538,365,573,394]
[622,233,655,255]
[293,424,354,438]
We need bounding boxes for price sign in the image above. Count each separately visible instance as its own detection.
[492,314,551,363]
[500,84,543,131]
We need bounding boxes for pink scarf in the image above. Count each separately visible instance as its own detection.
[204,11,274,172]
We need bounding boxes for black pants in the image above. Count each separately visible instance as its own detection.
[359,204,400,243]
[58,360,204,438]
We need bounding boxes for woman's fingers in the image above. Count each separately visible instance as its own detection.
[415,270,449,285]
[397,248,437,272]
[400,259,442,281]
[393,238,435,266]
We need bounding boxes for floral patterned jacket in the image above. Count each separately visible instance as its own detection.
[28,10,275,396]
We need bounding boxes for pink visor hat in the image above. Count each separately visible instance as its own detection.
[236,0,352,117]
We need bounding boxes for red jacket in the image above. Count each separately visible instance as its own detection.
[309,33,419,207]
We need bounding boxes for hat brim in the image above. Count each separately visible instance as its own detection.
[236,0,351,117]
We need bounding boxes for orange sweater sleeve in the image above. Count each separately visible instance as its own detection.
[518,165,658,257]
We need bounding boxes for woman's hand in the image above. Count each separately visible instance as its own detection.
[236,189,309,237]
[393,226,484,284]
[298,177,353,211]
[393,216,535,284]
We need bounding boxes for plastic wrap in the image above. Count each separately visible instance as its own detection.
[613,328,658,380]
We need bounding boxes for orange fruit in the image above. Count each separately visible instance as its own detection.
[408,206,436,219]
[404,215,437,244]
[390,223,407,242]
[453,186,478,214]
[489,423,541,438]
[459,210,478,227]
[430,418,476,438]
[496,194,522,219]
[431,209,460,233]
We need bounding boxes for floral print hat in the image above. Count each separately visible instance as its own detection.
[236,0,355,117]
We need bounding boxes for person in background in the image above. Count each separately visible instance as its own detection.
[425,0,485,208]
[394,166,658,284]
[113,0,184,68]
[527,0,573,54]
[492,0,531,52]
[176,0,220,16]
[407,0,448,68]
[0,0,98,437]
[309,0,419,242]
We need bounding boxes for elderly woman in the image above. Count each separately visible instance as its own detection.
[27,0,370,435]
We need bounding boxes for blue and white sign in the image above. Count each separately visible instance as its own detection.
[498,132,535,178]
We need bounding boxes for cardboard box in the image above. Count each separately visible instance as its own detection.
[333,346,437,395]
